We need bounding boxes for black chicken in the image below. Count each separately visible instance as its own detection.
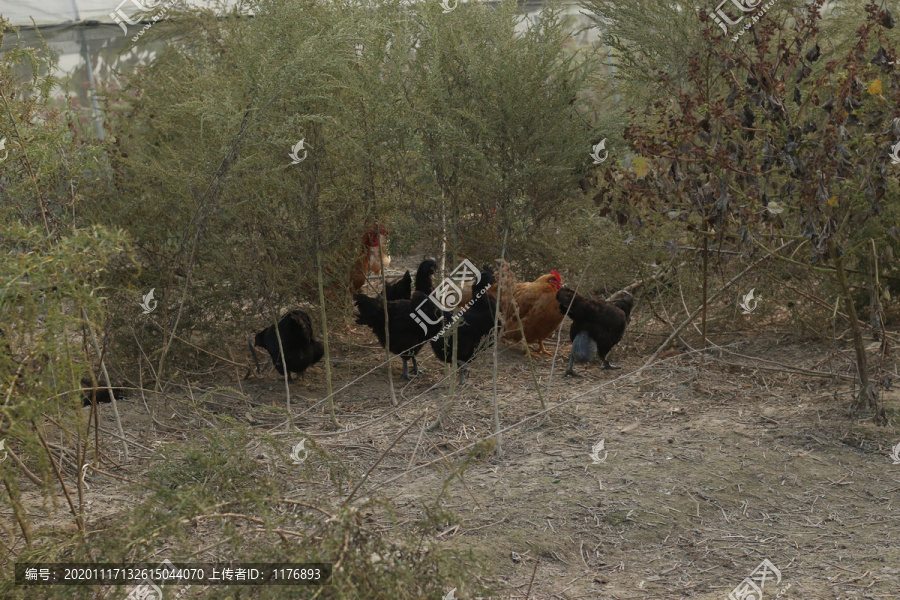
[430,265,498,385]
[250,309,325,381]
[354,258,439,380]
[557,289,634,377]
[81,378,129,406]
[384,270,412,301]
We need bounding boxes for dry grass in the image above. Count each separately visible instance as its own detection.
[4,256,899,599]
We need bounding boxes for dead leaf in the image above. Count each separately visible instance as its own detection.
[632,156,650,178]
[868,78,883,95]
[766,201,784,214]
[620,421,640,433]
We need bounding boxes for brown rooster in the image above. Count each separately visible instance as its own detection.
[350,223,391,293]
[498,262,564,355]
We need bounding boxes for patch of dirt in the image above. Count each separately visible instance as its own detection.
[10,272,900,599]
[236,325,900,598]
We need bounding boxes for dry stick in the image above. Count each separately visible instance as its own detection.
[76,422,84,531]
[80,321,102,466]
[492,228,510,456]
[546,243,599,398]
[1,477,32,545]
[145,320,246,368]
[33,421,84,534]
[81,368,99,470]
[82,309,128,461]
[678,284,704,340]
[503,263,548,411]
[272,314,293,430]
[870,238,889,374]
[362,342,741,498]
[829,238,883,422]
[92,398,100,466]
[701,235,710,366]
[712,347,853,380]
[5,448,43,486]
[430,440,482,511]
[138,359,155,447]
[426,321,458,434]
[706,355,853,381]
[286,288,492,433]
[63,324,87,525]
[407,419,428,471]
[97,427,156,452]
[308,368,452,438]
[376,232,397,406]
[342,408,430,506]
[524,559,539,600]
[642,240,793,367]
[428,232,462,431]
[316,247,339,428]
[228,347,245,392]
[129,325,159,381]
[756,269,898,341]
[291,316,453,424]
[0,523,15,557]
[275,499,335,520]
[84,464,138,484]
[154,240,197,391]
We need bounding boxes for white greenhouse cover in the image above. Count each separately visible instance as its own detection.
[0,1,600,138]
[1,0,238,27]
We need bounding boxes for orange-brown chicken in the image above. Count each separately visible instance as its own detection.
[498,262,564,355]
[350,224,391,292]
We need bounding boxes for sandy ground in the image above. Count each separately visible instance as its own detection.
[7,260,900,599]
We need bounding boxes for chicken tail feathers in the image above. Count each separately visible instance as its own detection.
[353,293,384,327]
[572,330,598,363]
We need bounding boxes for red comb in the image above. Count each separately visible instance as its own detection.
[551,269,561,281]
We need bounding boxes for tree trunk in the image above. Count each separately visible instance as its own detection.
[701,234,709,365]
[829,238,885,424]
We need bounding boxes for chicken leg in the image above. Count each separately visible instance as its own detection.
[600,356,621,370]
[400,356,413,380]
[536,340,553,355]
[565,352,581,377]
[400,355,422,380]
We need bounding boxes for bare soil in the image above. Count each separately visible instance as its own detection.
[13,266,900,600]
